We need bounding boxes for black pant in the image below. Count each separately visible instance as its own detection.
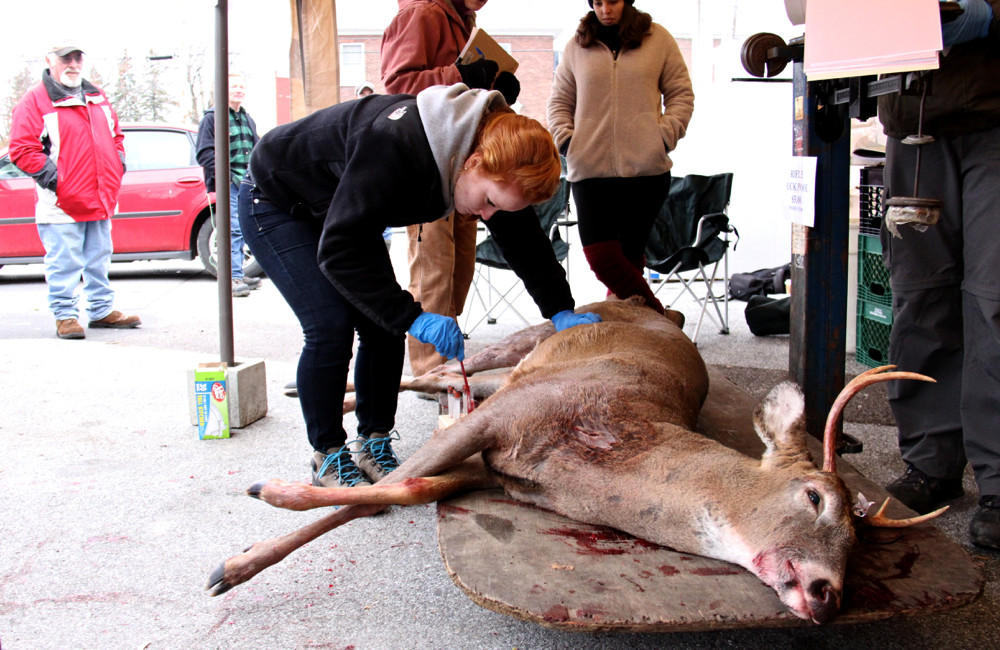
[239,183,404,452]
[883,126,1000,495]
[571,173,670,267]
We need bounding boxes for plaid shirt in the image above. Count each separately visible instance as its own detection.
[228,107,255,185]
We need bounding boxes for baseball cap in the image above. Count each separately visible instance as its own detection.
[51,44,85,57]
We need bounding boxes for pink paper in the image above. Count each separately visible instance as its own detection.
[804,0,942,80]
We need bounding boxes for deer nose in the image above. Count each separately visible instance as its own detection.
[807,579,841,624]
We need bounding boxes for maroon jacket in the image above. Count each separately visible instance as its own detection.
[380,0,476,94]
[9,70,125,223]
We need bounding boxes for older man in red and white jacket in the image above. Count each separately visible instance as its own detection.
[9,43,140,339]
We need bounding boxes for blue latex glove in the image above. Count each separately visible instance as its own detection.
[408,312,465,361]
[551,309,602,332]
[942,0,994,46]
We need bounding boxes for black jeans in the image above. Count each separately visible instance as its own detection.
[239,183,404,452]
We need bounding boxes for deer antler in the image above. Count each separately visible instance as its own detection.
[821,365,935,474]
[864,496,949,528]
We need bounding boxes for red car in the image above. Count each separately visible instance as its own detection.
[0,123,259,277]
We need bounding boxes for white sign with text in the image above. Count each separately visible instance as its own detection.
[785,156,817,227]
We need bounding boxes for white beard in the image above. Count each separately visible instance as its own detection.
[59,71,82,88]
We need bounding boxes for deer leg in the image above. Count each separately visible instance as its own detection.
[425,319,556,376]
[208,409,499,594]
[400,369,508,400]
[344,367,515,415]
[206,501,385,596]
[248,456,496,511]
[340,320,556,412]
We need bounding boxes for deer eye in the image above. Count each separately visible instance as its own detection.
[806,489,821,507]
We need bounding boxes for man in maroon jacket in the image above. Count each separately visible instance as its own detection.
[9,44,140,339]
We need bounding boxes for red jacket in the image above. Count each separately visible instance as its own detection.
[9,71,125,223]
[380,0,475,95]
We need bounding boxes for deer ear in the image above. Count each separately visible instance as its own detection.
[663,308,685,328]
[753,382,810,470]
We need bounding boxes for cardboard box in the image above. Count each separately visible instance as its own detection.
[194,364,230,439]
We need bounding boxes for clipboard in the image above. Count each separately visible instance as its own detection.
[458,27,519,75]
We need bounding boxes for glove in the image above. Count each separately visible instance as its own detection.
[942,0,994,46]
[551,309,602,332]
[456,58,499,90]
[408,312,465,361]
[492,71,520,105]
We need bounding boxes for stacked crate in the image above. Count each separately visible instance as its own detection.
[856,165,892,367]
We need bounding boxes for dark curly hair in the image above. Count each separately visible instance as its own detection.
[575,4,653,50]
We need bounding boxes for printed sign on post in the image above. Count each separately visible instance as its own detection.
[195,365,230,439]
[785,156,817,228]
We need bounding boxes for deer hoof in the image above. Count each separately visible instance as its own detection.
[247,481,265,499]
[205,562,234,597]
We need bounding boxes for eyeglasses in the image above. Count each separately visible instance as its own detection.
[58,52,84,63]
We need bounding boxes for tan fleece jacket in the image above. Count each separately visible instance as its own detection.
[547,22,694,182]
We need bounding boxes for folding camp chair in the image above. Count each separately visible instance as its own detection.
[461,162,572,336]
[644,172,738,345]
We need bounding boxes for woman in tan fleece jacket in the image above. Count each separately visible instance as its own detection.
[548,0,693,313]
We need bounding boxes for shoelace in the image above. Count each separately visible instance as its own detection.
[362,431,401,472]
[317,448,367,487]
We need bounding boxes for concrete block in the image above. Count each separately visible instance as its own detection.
[187,358,268,430]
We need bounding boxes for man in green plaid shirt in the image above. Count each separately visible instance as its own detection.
[196,73,261,297]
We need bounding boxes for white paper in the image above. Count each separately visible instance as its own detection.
[785,156,817,228]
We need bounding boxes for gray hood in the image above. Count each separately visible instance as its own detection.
[416,83,507,216]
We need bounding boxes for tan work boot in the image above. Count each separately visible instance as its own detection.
[311,446,372,488]
[56,318,85,339]
[348,431,401,482]
[89,310,141,329]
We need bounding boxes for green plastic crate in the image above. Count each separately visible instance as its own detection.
[858,234,891,306]
[856,298,893,368]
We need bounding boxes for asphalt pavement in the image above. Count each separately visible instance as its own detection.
[1,254,997,649]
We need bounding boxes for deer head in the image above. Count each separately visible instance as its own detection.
[733,367,942,624]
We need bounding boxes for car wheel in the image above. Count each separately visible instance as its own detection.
[195,218,265,278]
[196,218,218,277]
[243,256,265,279]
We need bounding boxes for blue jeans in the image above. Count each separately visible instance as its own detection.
[238,182,404,452]
[36,220,114,321]
[229,182,245,280]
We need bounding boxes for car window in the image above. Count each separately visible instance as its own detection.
[0,155,29,179]
[124,130,196,171]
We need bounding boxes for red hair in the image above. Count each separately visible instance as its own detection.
[471,111,561,204]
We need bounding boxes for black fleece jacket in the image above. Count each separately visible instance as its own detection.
[248,93,573,335]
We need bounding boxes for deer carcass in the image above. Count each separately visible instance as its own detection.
[207,298,942,624]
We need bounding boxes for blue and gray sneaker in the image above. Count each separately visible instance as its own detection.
[349,431,401,482]
[312,445,372,488]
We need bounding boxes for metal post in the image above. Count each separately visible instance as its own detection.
[214,0,234,365]
[789,60,851,440]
